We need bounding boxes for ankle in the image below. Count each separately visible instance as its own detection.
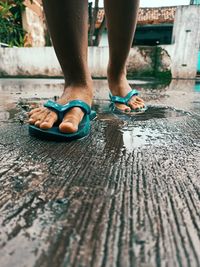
[107,68,131,97]
[107,65,127,84]
[59,80,93,104]
[65,77,93,88]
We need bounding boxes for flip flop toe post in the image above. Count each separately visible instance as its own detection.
[29,100,96,141]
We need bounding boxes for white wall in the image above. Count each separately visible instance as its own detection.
[0,46,159,78]
[171,5,200,78]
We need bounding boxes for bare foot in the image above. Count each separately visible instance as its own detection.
[28,82,93,133]
[107,68,145,112]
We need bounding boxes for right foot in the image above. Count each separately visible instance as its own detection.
[28,82,93,133]
[107,67,145,112]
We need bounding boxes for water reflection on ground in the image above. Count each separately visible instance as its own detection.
[122,126,164,151]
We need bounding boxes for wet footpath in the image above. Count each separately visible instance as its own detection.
[0,78,200,267]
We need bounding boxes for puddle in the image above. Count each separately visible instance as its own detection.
[122,126,164,151]
[116,106,188,152]
[105,105,190,122]
[97,105,193,152]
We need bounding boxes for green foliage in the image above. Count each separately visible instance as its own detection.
[0,0,25,47]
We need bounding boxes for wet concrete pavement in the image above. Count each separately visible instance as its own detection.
[0,78,200,267]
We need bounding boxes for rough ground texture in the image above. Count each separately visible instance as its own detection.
[0,79,200,267]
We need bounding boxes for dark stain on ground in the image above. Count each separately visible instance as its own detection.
[0,79,200,267]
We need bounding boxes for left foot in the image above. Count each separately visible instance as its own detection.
[107,69,145,112]
[28,82,93,134]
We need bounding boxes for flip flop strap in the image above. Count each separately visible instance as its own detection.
[109,89,139,105]
[44,100,91,121]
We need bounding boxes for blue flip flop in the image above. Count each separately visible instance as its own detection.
[109,89,147,113]
[29,100,96,141]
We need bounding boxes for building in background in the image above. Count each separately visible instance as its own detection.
[134,7,176,46]
[95,7,176,46]
[190,0,200,4]
[21,3,177,47]
[189,0,200,74]
[1,0,198,48]
[22,0,46,47]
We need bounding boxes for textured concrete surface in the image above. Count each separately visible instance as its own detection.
[0,78,200,267]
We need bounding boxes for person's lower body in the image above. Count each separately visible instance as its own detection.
[28,0,145,134]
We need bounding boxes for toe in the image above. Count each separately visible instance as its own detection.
[28,113,42,124]
[128,96,145,110]
[28,118,36,124]
[136,99,144,107]
[34,112,48,127]
[28,107,42,116]
[60,121,77,133]
[59,107,84,133]
[134,100,145,108]
[40,111,58,129]
[28,109,46,124]
[128,101,140,110]
[135,96,144,103]
[115,103,131,112]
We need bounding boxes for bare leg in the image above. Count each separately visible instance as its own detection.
[28,0,93,133]
[104,0,145,111]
